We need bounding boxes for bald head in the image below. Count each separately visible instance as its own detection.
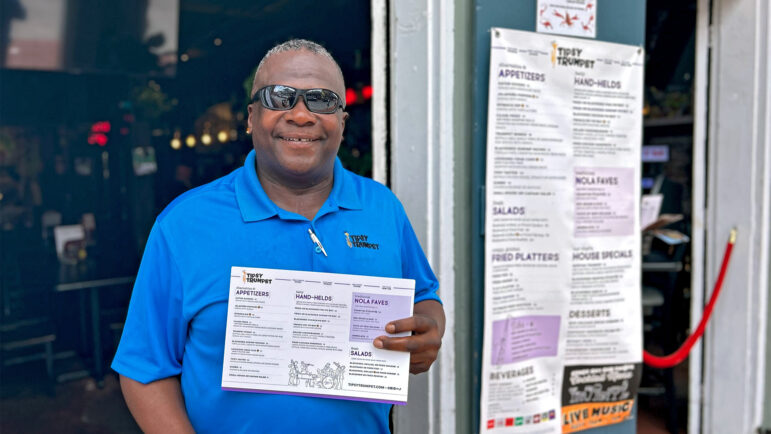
[251,39,345,99]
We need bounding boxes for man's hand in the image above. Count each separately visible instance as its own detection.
[373,299,445,374]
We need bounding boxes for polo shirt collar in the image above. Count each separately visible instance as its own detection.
[328,154,362,212]
[235,150,362,222]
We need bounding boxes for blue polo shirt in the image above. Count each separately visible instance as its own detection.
[112,150,440,434]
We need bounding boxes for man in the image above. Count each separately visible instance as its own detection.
[112,39,444,433]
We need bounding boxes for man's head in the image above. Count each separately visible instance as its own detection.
[250,39,345,99]
[247,39,348,187]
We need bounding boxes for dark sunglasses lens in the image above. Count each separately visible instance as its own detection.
[262,85,297,110]
[304,89,340,113]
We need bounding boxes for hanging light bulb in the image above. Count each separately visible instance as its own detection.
[170,130,182,149]
[217,130,228,143]
[186,134,196,147]
[201,132,212,146]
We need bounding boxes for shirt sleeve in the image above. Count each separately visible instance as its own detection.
[400,213,442,304]
[111,222,187,384]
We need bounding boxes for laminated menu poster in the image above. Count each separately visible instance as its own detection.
[481,28,643,433]
[222,267,414,405]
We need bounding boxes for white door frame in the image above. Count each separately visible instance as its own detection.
[372,0,457,433]
[702,0,771,432]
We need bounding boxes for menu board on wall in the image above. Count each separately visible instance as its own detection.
[481,28,644,433]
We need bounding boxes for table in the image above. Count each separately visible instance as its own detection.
[54,262,135,386]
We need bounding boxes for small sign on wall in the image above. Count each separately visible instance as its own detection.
[537,0,596,38]
[642,145,670,163]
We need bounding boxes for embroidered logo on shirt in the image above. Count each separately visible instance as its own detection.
[344,232,379,250]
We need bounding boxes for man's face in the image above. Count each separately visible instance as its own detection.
[248,50,347,185]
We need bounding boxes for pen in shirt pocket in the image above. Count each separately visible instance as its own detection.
[308,228,328,257]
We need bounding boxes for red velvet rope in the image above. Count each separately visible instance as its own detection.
[643,228,737,369]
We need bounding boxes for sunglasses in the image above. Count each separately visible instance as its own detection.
[253,85,345,114]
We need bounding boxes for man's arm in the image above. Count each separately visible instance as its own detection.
[120,375,195,434]
[373,299,445,374]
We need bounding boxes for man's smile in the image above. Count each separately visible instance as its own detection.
[278,135,320,143]
[281,138,316,142]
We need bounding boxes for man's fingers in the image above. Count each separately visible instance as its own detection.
[385,315,436,334]
[372,338,437,374]
[372,313,442,376]
[409,352,438,374]
[372,303,445,374]
[373,335,422,352]
[373,333,442,353]
[410,362,430,375]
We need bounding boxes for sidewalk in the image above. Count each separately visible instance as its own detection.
[0,366,139,434]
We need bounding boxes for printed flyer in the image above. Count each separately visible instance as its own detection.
[481,28,643,433]
[222,267,414,405]
[536,0,597,39]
